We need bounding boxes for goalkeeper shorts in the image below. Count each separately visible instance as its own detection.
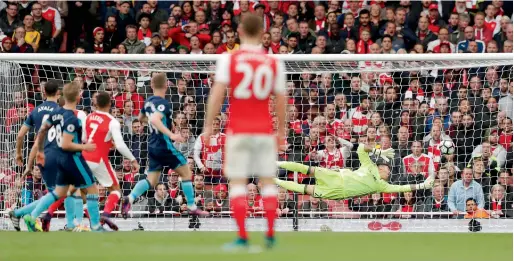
[312,167,346,200]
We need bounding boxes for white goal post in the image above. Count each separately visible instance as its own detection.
[0,53,512,232]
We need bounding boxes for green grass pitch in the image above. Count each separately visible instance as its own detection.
[0,231,512,261]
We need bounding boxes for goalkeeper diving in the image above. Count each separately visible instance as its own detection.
[275,143,435,199]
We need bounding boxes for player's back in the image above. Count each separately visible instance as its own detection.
[26,101,60,132]
[222,48,284,134]
[142,95,173,150]
[47,107,83,155]
[82,111,115,162]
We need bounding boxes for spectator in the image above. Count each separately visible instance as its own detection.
[301,196,329,218]
[276,187,296,218]
[247,183,263,216]
[104,15,122,51]
[0,2,22,37]
[121,100,136,133]
[473,12,493,44]
[390,191,420,219]
[193,174,213,209]
[216,30,239,54]
[147,183,180,216]
[485,184,513,218]
[498,81,513,119]
[206,184,230,214]
[464,198,490,219]
[458,26,486,53]
[121,25,145,54]
[419,185,449,216]
[20,14,39,52]
[193,117,225,184]
[174,127,195,158]
[12,26,34,53]
[449,168,485,216]
[115,78,144,116]
[402,141,436,179]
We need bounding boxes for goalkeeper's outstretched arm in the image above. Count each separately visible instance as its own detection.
[379,176,436,193]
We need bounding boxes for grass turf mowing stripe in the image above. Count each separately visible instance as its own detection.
[0,232,511,261]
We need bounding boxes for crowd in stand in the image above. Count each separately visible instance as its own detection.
[0,0,513,220]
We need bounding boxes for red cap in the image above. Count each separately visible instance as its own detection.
[429,3,438,10]
[214,184,228,193]
[199,24,209,30]
[93,27,105,35]
[2,37,12,44]
[221,20,231,28]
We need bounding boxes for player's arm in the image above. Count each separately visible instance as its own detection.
[15,124,31,166]
[358,143,395,165]
[203,55,229,137]
[193,136,206,171]
[35,120,52,153]
[149,112,183,141]
[378,176,435,193]
[274,60,287,140]
[110,120,139,171]
[61,119,96,152]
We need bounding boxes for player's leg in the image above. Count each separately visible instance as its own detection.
[174,164,208,215]
[254,135,280,248]
[92,159,122,231]
[24,185,68,232]
[223,135,251,249]
[81,184,103,231]
[275,179,314,195]
[72,189,84,226]
[121,152,161,219]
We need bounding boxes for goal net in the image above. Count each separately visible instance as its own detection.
[0,53,512,232]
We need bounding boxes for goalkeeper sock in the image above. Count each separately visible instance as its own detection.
[261,185,278,238]
[73,196,84,225]
[63,196,75,228]
[229,185,248,240]
[30,191,58,219]
[275,178,306,194]
[103,191,121,216]
[47,197,65,216]
[129,179,151,203]
[86,194,100,229]
[13,199,40,217]
[278,162,310,174]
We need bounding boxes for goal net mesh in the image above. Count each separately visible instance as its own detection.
[0,54,512,232]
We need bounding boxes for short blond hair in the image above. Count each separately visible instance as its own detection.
[151,72,167,90]
[62,82,81,102]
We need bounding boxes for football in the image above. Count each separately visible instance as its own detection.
[439,140,456,155]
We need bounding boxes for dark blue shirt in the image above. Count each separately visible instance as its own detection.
[45,108,82,155]
[140,96,174,151]
[24,101,60,150]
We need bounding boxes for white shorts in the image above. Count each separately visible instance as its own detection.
[86,159,118,187]
[224,134,277,178]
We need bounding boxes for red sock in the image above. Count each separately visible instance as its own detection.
[84,208,90,220]
[47,197,65,216]
[230,195,248,240]
[263,196,278,238]
[103,192,121,216]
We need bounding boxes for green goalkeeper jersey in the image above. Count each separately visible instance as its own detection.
[332,145,411,199]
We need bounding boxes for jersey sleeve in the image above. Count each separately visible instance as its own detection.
[23,111,34,129]
[377,180,412,193]
[154,99,171,118]
[214,54,230,84]
[273,60,286,95]
[77,110,87,143]
[356,144,374,168]
[109,119,136,161]
[63,116,80,136]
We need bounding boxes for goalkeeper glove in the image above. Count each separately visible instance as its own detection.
[372,148,395,162]
[415,176,435,190]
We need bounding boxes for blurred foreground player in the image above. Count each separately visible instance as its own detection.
[121,73,207,218]
[203,14,287,250]
[23,82,108,232]
[83,91,140,231]
[275,144,435,199]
